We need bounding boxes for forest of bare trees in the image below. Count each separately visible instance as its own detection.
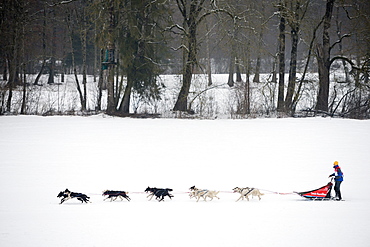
[0,0,369,118]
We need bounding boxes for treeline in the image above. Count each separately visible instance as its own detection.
[0,0,369,118]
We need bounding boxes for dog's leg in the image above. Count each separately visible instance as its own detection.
[241,194,245,201]
[207,193,214,201]
[201,193,208,202]
[215,192,220,200]
[155,192,162,201]
[196,195,201,202]
[60,196,71,204]
[190,191,197,199]
[148,193,155,201]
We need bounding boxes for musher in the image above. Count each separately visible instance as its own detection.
[329,161,344,201]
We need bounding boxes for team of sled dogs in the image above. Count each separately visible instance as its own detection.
[57,186,264,204]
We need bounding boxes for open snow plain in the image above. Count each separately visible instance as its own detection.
[0,115,369,247]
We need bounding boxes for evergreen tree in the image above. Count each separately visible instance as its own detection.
[93,0,171,115]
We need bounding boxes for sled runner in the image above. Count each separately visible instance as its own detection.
[295,181,333,200]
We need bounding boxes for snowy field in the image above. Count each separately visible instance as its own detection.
[0,115,369,247]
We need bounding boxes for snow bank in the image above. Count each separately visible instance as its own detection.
[0,116,369,246]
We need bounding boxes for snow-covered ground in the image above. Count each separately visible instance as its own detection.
[0,116,369,247]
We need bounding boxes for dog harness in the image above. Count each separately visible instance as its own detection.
[243,188,254,196]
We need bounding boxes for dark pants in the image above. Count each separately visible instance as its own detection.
[334,181,342,200]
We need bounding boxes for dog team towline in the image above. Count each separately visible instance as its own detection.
[57,161,345,204]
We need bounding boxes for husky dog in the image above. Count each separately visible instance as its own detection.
[189,186,220,202]
[189,187,208,201]
[57,189,90,204]
[102,190,131,202]
[144,187,174,202]
[233,187,264,201]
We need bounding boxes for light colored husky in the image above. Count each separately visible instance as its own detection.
[189,186,220,202]
[233,187,264,201]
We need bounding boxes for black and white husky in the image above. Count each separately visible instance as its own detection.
[57,189,90,204]
[102,190,131,202]
[144,187,174,202]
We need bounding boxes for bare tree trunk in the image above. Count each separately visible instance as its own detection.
[227,24,238,87]
[253,28,264,83]
[244,44,251,114]
[315,0,335,112]
[292,14,324,112]
[6,53,17,112]
[47,9,56,85]
[205,19,212,86]
[173,18,197,112]
[93,21,97,83]
[119,72,133,114]
[21,26,26,114]
[253,1,265,83]
[106,46,116,114]
[285,21,299,111]
[106,1,116,114]
[47,57,55,84]
[253,54,261,83]
[34,60,45,85]
[34,7,46,86]
[96,49,104,111]
[2,59,7,81]
[6,29,21,112]
[236,61,242,82]
[78,5,89,111]
[174,48,195,111]
[66,11,86,112]
[227,51,235,87]
[335,6,349,83]
[271,55,277,83]
[277,2,286,112]
[81,24,88,111]
[315,43,330,112]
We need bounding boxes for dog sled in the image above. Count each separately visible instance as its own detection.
[295,180,333,200]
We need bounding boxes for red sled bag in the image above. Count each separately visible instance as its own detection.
[295,181,333,200]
